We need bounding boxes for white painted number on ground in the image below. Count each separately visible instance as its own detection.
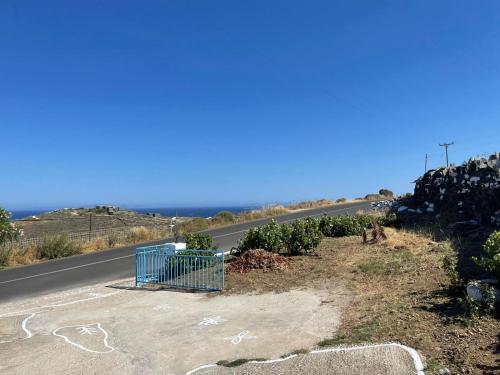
[153,304,170,311]
[198,316,226,327]
[77,326,98,335]
[224,330,256,345]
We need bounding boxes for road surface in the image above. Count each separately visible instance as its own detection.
[0,201,370,302]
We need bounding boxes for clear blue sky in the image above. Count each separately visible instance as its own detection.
[1,1,499,209]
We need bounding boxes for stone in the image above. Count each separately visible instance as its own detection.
[406,152,499,225]
[466,280,500,303]
[466,282,483,302]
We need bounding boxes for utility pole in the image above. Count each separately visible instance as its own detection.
[88,213,92,242]
[439,142,454,167]
[424,153,428,174]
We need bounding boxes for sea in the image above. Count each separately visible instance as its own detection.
[10,206,259,220]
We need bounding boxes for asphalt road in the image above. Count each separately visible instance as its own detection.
[0,201,370,303]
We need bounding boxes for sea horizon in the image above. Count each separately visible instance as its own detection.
[9,205,264,220]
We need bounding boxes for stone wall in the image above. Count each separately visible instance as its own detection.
[398,152,500,227]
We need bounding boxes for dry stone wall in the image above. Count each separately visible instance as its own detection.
[399,152,500,226]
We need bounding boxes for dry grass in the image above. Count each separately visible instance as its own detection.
[4,246,40,267]
[224,230,499,374]
[237,205,291,221]
[379,227,436,251]
[287,199,335,210]
[1,226,171,267]
[82,238,108,252]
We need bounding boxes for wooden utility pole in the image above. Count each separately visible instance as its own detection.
[439,142,454,167]
[88,213,92,242]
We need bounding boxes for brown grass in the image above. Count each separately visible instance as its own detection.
[4,246,39,267]
[1,226,171,267]
[287,199,335,210]
[223,231,499,374]
[237,205,291,221]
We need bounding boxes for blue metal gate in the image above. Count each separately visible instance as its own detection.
[135,245,224,291]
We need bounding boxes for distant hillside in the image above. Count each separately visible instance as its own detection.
[16,206,175,238]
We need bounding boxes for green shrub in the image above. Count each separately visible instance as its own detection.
[36,234,82,259]
[238,220,285,253]
[185,233,215,250]
[473,231,500,279]
[319,214,396,238]
[335,198,347,203]
[238,218,323,255]
[379,189,394,198]
[379,213,398,227]
[285,217,323,255]
[0,208,22,245]
[354,215,377,231]
[212,211,235,224]
[442,254,463,296]
[180,217,209,233]
[462,283,496,319]
[319,215,364,237]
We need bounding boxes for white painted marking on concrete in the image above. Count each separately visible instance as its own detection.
[0,313,37,344]
[224,330,257,345]
[153,304,170,311]
[249,354,298,364]
[77,326,99,335]
[185,364,218,375]
[186,343,425,375]
[0,291,122,318]
[52,323,115,354]
[311,343,425,375]
[198,316,226,327]
[21,313,36,339]
[0,291,122,346]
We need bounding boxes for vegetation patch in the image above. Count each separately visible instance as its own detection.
[185,233,215,250]
[179,217,209,233]
[226,250,290,273]
[473,230,500,279]
[224,228,499,374]
[211,211,235,225]
[216,358,267,367]
[36,234,82,259]
[287,199,334,210]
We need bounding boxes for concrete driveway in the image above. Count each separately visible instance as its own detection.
[0,279,349,374]
[189,344,425,375]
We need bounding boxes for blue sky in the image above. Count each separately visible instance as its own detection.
[1,1,499,209]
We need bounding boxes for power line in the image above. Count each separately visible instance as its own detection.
[439,142,454,167]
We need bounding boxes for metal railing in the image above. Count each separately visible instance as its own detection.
[135,245,224,291]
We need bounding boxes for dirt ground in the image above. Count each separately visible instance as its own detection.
[223,229,500,374]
